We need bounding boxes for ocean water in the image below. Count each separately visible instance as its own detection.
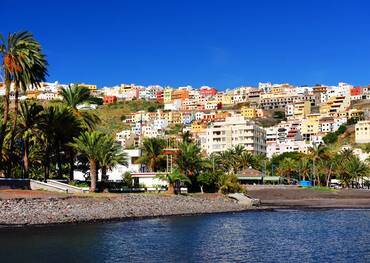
[1,210,370,263]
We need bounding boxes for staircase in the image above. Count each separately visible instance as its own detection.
[30,179,88,194]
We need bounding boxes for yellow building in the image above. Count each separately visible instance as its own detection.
[191,122,207,134]
[294,101,311,119]
[163,88,173,104]
[171,111,183,124]
[240,106,257,119]
[320,96,350,116]
[222,94,233,105]
[26,90,40,99]
[301,118,320,140]
[80,83,97,91]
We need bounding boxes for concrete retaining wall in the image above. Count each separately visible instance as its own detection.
[0,178,31,190]
[245,185,299,190]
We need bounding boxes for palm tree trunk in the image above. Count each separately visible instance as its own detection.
[89,159,97,192]
[0,74,11,172]
[101,166,107,181]
[23,140,29,178]
[44,145,51,182]
[56,140,62,178]
[150,159,156,172]
[69,151,74,181]
[326,164,333,187]
[7,83,20,177]
[44,156,50,182]
[167,182,175,194]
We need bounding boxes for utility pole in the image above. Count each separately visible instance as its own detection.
[262,160,266,185]
[212,156,215,173]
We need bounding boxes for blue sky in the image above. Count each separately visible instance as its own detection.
[3,0,370,89]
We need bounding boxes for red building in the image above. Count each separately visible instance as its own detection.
[350,86,362,96]
[103,95,117,104]
[199,87,217,96]
[156,91,164,103]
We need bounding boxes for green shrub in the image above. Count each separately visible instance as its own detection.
[218,174,243,194]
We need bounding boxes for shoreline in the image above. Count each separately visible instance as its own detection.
[0,192,247,227]
[2,205,370,229]
[1,188,370,228]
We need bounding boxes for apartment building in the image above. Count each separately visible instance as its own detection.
[199,115,266,155]
[199,86,217,96]
[260,94,316,110]
[355,120,370,144]
[285,101,311,119]
[266,140,311,158]
[240,106,257,119]
[320,95,350,116]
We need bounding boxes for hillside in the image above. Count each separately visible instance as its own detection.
[92,100,163,135]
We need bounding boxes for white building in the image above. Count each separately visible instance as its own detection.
[266,140,311,158]
[199,115,266,155]
[164,99,182,111]
[37,92,62,101]
[355,120,370,144]
[73,149,142,181]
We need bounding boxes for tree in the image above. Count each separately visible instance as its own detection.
[60,84,100,130]
[156,169,191,194]
[341,156,369,188]
[181,130,193,144]
[217,173,243,194]
[98,135,128,181]
[16,101,44,177]
[175,142,203,178]
[297,157,311,181]
[69,131,106,192]
[309,144,328,185]
[0,31,48,169]
[38,106,80,181]
[238,151,257,171]
[197,172,218,194]
[322,132,338,145]
[276,157,297,181]
[138,137,166,172]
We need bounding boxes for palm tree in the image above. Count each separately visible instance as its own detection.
[342,156,369,188]
[16,101,43,177]
[60,84,100,130]
[181,130,192,143]
[69,131,106,192]
[156,169,191,194]
[0,31,48,166]
[238,151,256,171]
[297,157,311,181]
[175,142,203,178]
[231,145,246,156]
[98,135,128,181]
[39,106,80,181]
[138,137,166,172]
[309,144,328,185]
[213,151,233,173]
[276,157,297,181]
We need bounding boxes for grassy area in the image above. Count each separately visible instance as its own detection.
[92,100,163,135]
[305,186,336,192]
[69,181,90,188]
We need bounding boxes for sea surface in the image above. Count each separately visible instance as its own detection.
[1,210,370,263]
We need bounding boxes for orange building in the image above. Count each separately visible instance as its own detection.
[103,95,117,104]
[171,89,189,101]
[202,111,231,122]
